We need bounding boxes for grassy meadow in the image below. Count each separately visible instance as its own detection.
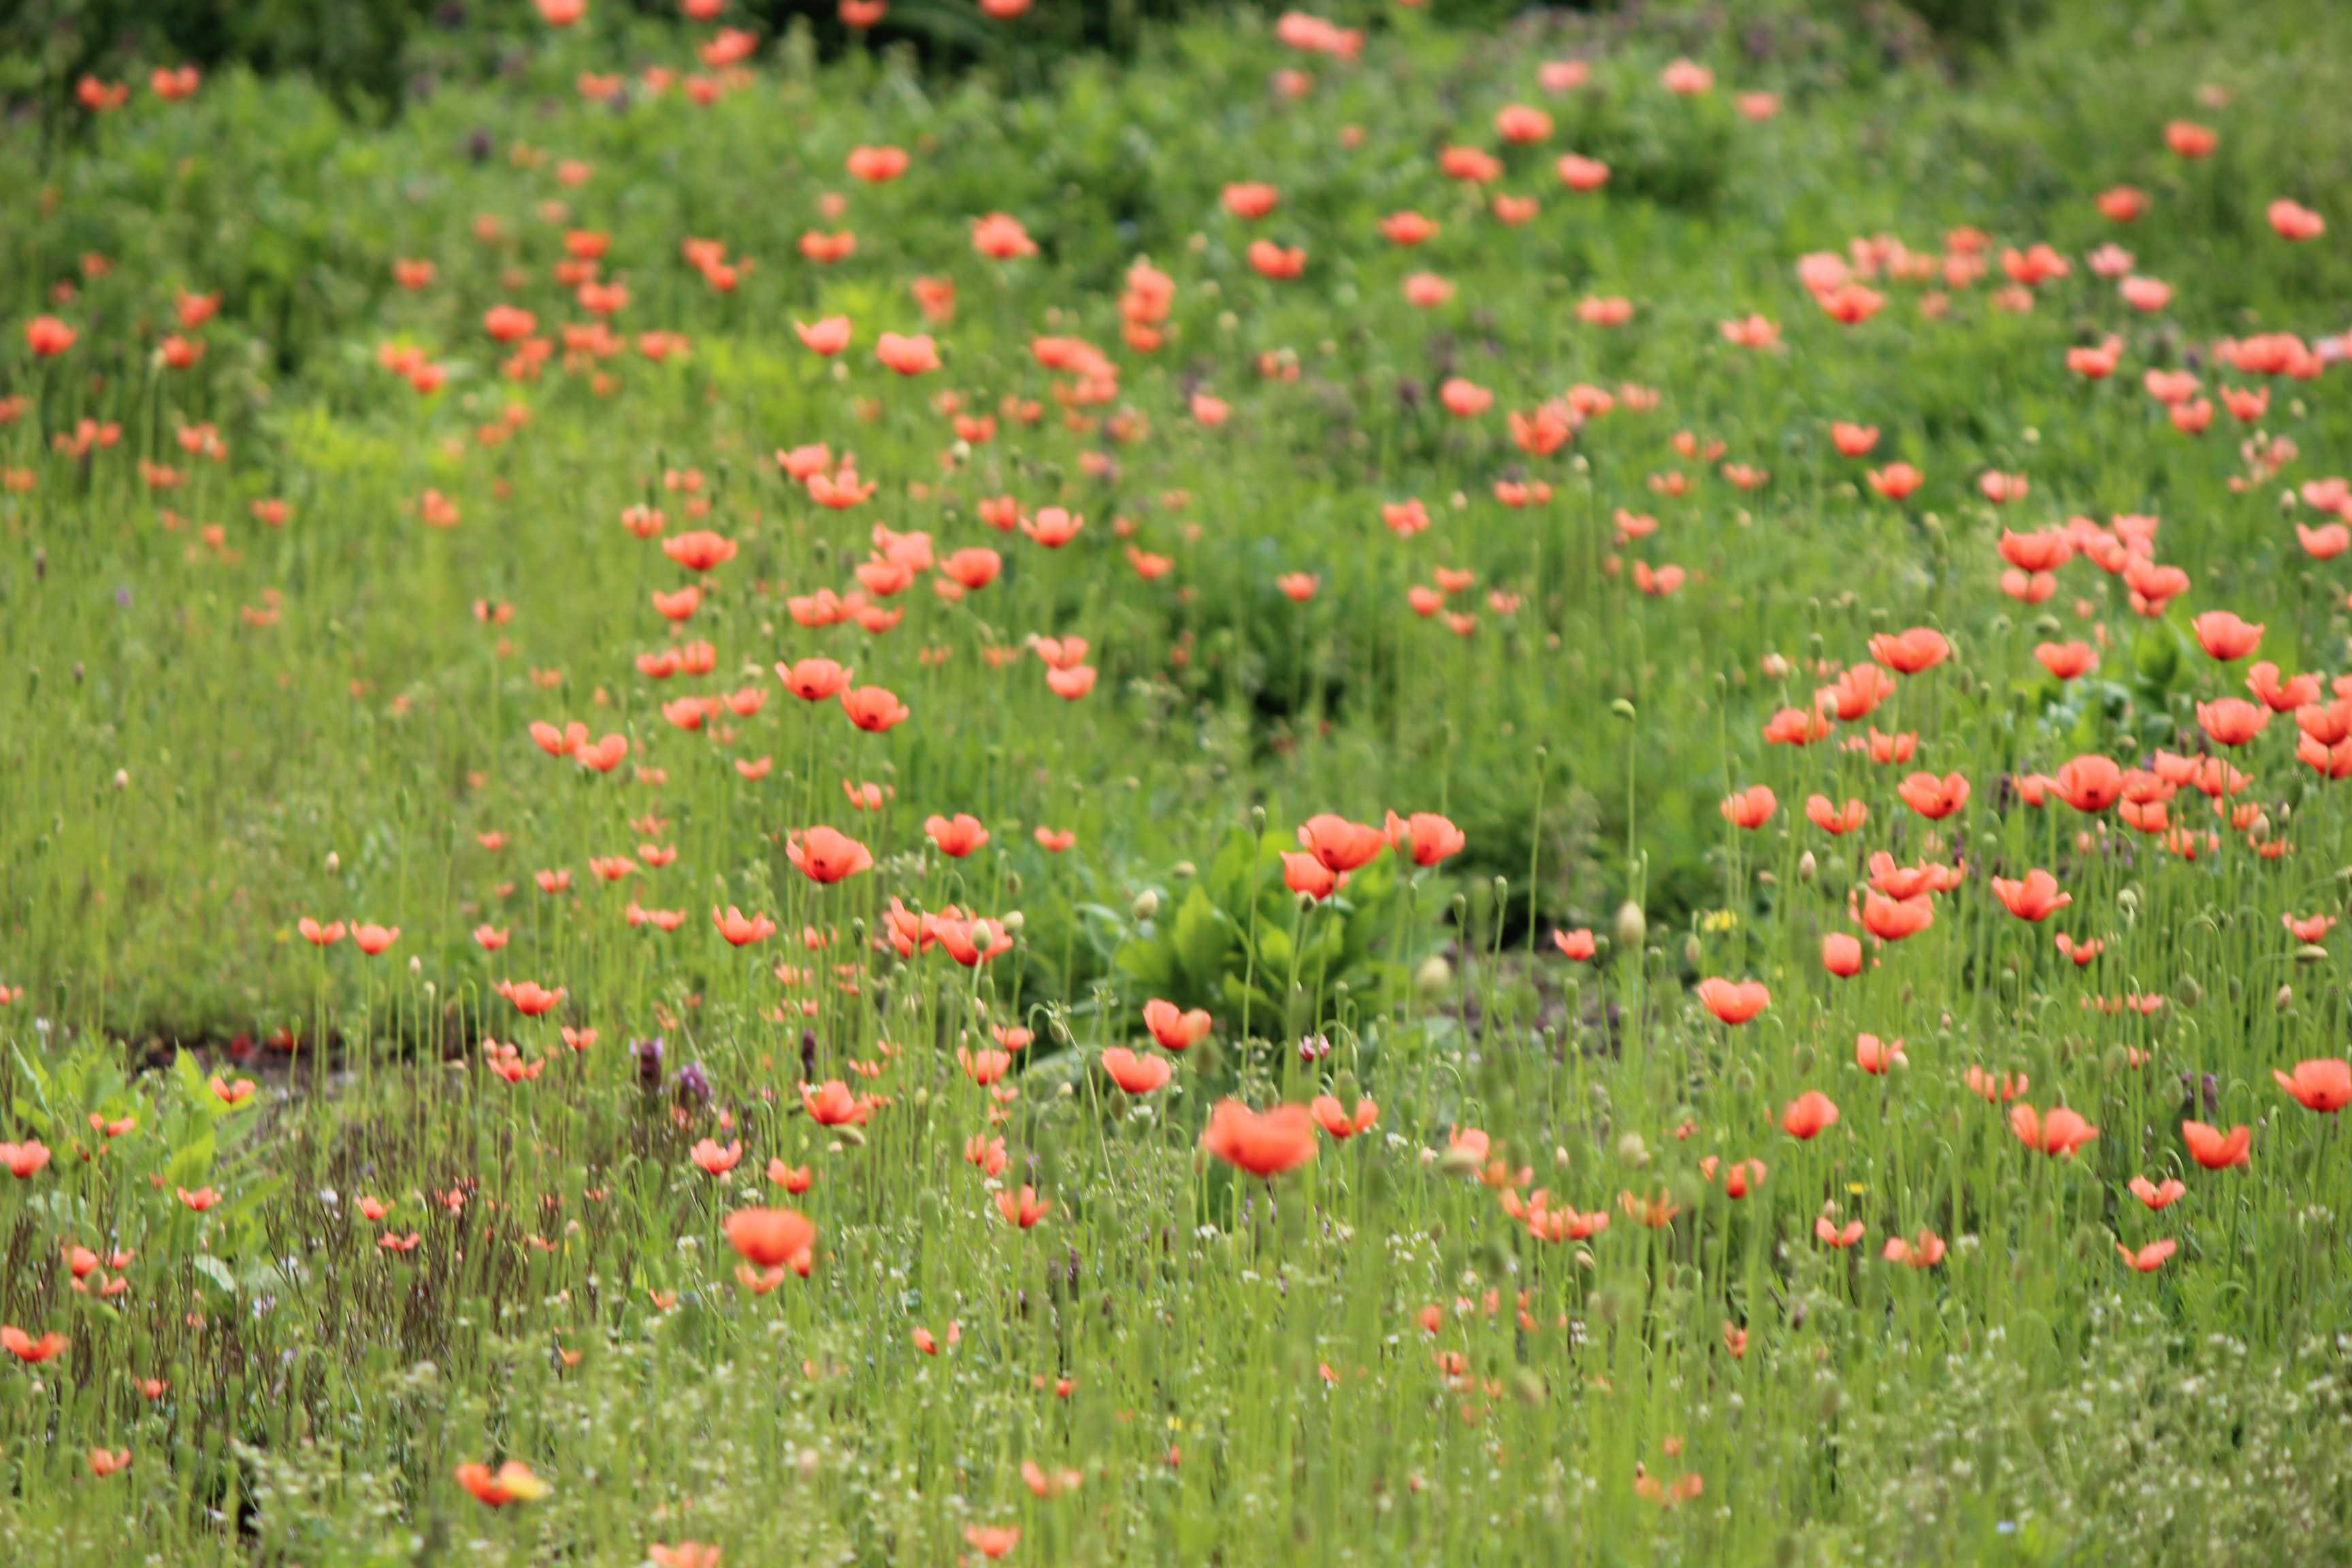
[7,0,2352,1561]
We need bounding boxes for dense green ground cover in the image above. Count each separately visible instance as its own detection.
[7,1,2352,1561]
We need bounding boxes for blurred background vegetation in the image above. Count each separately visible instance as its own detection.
[3,0,2037,135]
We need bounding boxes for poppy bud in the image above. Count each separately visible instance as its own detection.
[1797,851,1817,883]
[112,769,129,790]
[1172,861,1196,879]
[2297,944,2330,966]
[1000,911,1025,934]
[1131,889,1160,922]
[1609,698,1637,721]
[1613,901,1646,949]
[1681,934,1702,970]
[2278,984,2296,1012]
[326,852,340,875]
[2176,977,2202,1009]
[1416,955,1453,994]
[1615,1132,1649,1169]
[2117,888,2140,919]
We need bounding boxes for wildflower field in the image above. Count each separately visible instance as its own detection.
[10,0,2352,1561]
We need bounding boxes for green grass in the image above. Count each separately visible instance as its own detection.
[8,1,2352,1561]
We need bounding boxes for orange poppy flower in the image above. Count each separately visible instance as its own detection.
[1,1326,67,1362]
[1143,1000,1211,1051]
[874,333,940,376]
[1816,1217,1866,1248]
[1552,929,1597,960]
[1822,933,1863,978]
[922,814,989,858]
[1861,892,1933,942]
[1101,1048,1172,1095]
[1864,461,1923,500]
[801,1080,870,1126]
[724,1206,816,1272]
[1855,1034,1906,1074]
[1806,795,1867,835]
[1383,811,1465,867]
[840,687,909,732]
[1991,869,2070,922]
[1720,785,1776,828]
[1696,979,1769,1025]
[2181,1121,2249,1170]
[1895,771,1969,819]
[2010,1104,2097,1158]
[995,1186,1051,1228]
[2190,611,2264,662]
[1780,1092,1840,1140]
[1296,814,1384,872]
[2275,1059,2352,1113]
[1882,1230,1946,1268]
[1310,1095,1378,1138]
[1198,1100,1319,1177]
[972,214,1037,259]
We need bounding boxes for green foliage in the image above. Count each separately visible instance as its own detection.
[7,1,2352,1562]
[0,0,448,122]
[1114,819,1437,1027]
